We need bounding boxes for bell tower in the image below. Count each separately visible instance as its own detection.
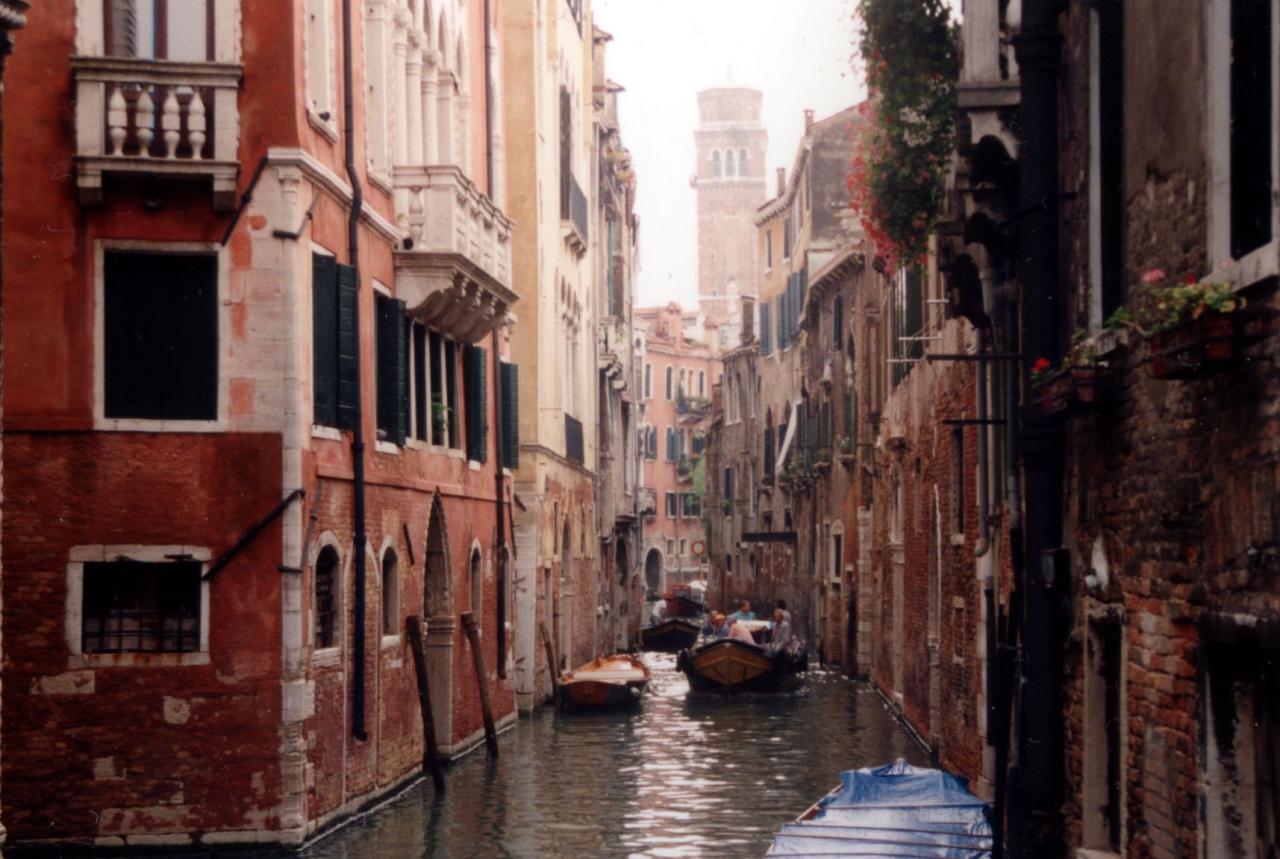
[694,81,767,348]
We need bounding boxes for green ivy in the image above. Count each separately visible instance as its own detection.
[850,0,959,271]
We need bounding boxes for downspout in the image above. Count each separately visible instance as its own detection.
[342,0,369,743]
[484,0,494,195]
[974,329,991,558]
[493,329,507,677]
[1010,0,1067,852]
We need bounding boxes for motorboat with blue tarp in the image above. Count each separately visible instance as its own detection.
[765,759,993,858]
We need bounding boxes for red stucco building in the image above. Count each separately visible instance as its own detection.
[2,0,519,849]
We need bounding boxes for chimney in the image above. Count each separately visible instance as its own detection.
[804,109,815,132]
[776,167,786,197]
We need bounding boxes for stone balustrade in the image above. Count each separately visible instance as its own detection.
[71,56,242,211]
[392,164,517,343]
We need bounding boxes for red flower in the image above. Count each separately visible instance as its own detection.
[1032,357,1051,374]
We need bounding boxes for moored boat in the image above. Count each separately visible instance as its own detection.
[676,637,805,694]
[663,582,706,617]
[765,759,993,857]
[558,654,651,709]
[640,617,701,652]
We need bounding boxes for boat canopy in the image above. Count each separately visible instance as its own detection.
[765,760,993,858]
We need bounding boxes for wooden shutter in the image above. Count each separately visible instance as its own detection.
[820,401,832,449]
[833,295,843,350]
[464,344,489,463]
[375,293,407,446]
[760,300,772,355]
[312,254,339,427]
[336,263,359,431]
[500,362,519,470]
[763,426,774,476]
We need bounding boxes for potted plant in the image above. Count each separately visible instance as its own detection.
[1030,331,1117,417]
[1108,269,1274,379]
[837,436,856,464]
[431,394,451,439]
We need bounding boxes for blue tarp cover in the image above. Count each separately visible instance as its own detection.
[765,760,993,858]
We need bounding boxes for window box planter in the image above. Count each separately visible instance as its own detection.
[1033,366,1117,418]
[1147,309,1275,379]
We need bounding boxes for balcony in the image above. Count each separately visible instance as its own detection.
[560,172,589,257]
[71,56,243,212]
[393,164,517,344]
[565,414,585,464]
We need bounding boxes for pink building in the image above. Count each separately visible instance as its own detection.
[636,304,721,599]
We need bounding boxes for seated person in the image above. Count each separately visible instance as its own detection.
[649,597,667,627]
[701,612,729,640]
[729,600,755,621]
[768,608,794,650]
[727,615,756,643]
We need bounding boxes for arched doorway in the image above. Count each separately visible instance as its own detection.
[644,548,662,595]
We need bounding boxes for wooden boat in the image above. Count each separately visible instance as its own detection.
[558,654,651,709]
[663,582,706,617]
[765,760,993,857]
[676,637,804,694]
[640,617,701,652]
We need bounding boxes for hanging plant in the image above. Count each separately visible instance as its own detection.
[849,0,959,272]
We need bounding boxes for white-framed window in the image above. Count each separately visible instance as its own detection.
[469,546,484,621]
[724,148,736,177]
[305,0,337,138]
[644,363,653,399]
[408,324,462,450]
[363,0,392,181]
[313,541,342,654]
[66,544,212,667]
[665,365,674,400]
[1206,0,1278,284]
[79,0,241,63]
[739,148,748,176]
[95,241,228,432]
[381,546,400,638]
[712,149,722,178]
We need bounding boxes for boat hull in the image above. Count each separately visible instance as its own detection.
[677,639,803,694]
[640,618,701,652]
[558,655,651,709]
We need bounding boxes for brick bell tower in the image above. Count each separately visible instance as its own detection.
[693,79,767,348]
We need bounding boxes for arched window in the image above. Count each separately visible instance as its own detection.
[712,150,722,177]
[315,545,340,649]
[381,548,399,636]
[644,363,652,399]
[665,366,674,400]
[469,548,483,620]
[739,148,748,175]
[698,370,706,397]
[725,148,735,177]
[666,427,677,461]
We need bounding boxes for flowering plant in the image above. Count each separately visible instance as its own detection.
[1030,357,1054,383]
[1106,268,1243,336]
[848,0,959,272]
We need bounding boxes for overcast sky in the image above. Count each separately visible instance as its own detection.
[592,0,868,310]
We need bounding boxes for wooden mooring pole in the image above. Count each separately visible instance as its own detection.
[406,615,446,792]
[460,611,499,757]
[539,621,561,711]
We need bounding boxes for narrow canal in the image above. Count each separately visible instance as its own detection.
[305,654,929,859]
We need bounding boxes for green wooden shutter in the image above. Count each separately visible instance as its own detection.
[760,301,772,355]
[312,254,339,427]
[375,294,407,446]
[500,362,519,470]
[464,344,488,463]
[336,263,359,431]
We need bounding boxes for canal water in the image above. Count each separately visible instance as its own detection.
[305,653,928,859]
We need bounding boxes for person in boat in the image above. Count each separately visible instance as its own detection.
[649,596,668,626]
[768,608,794,650]
[701,612,729,640]
[729,600,755,621]
[775,598,791,624]
[726,615,756,643]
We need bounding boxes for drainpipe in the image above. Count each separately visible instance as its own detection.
[1010,0,1067,852]
[484,0,495,196]
[342,0,369,743]
[493,329,507,676]
[974,329,991,558]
